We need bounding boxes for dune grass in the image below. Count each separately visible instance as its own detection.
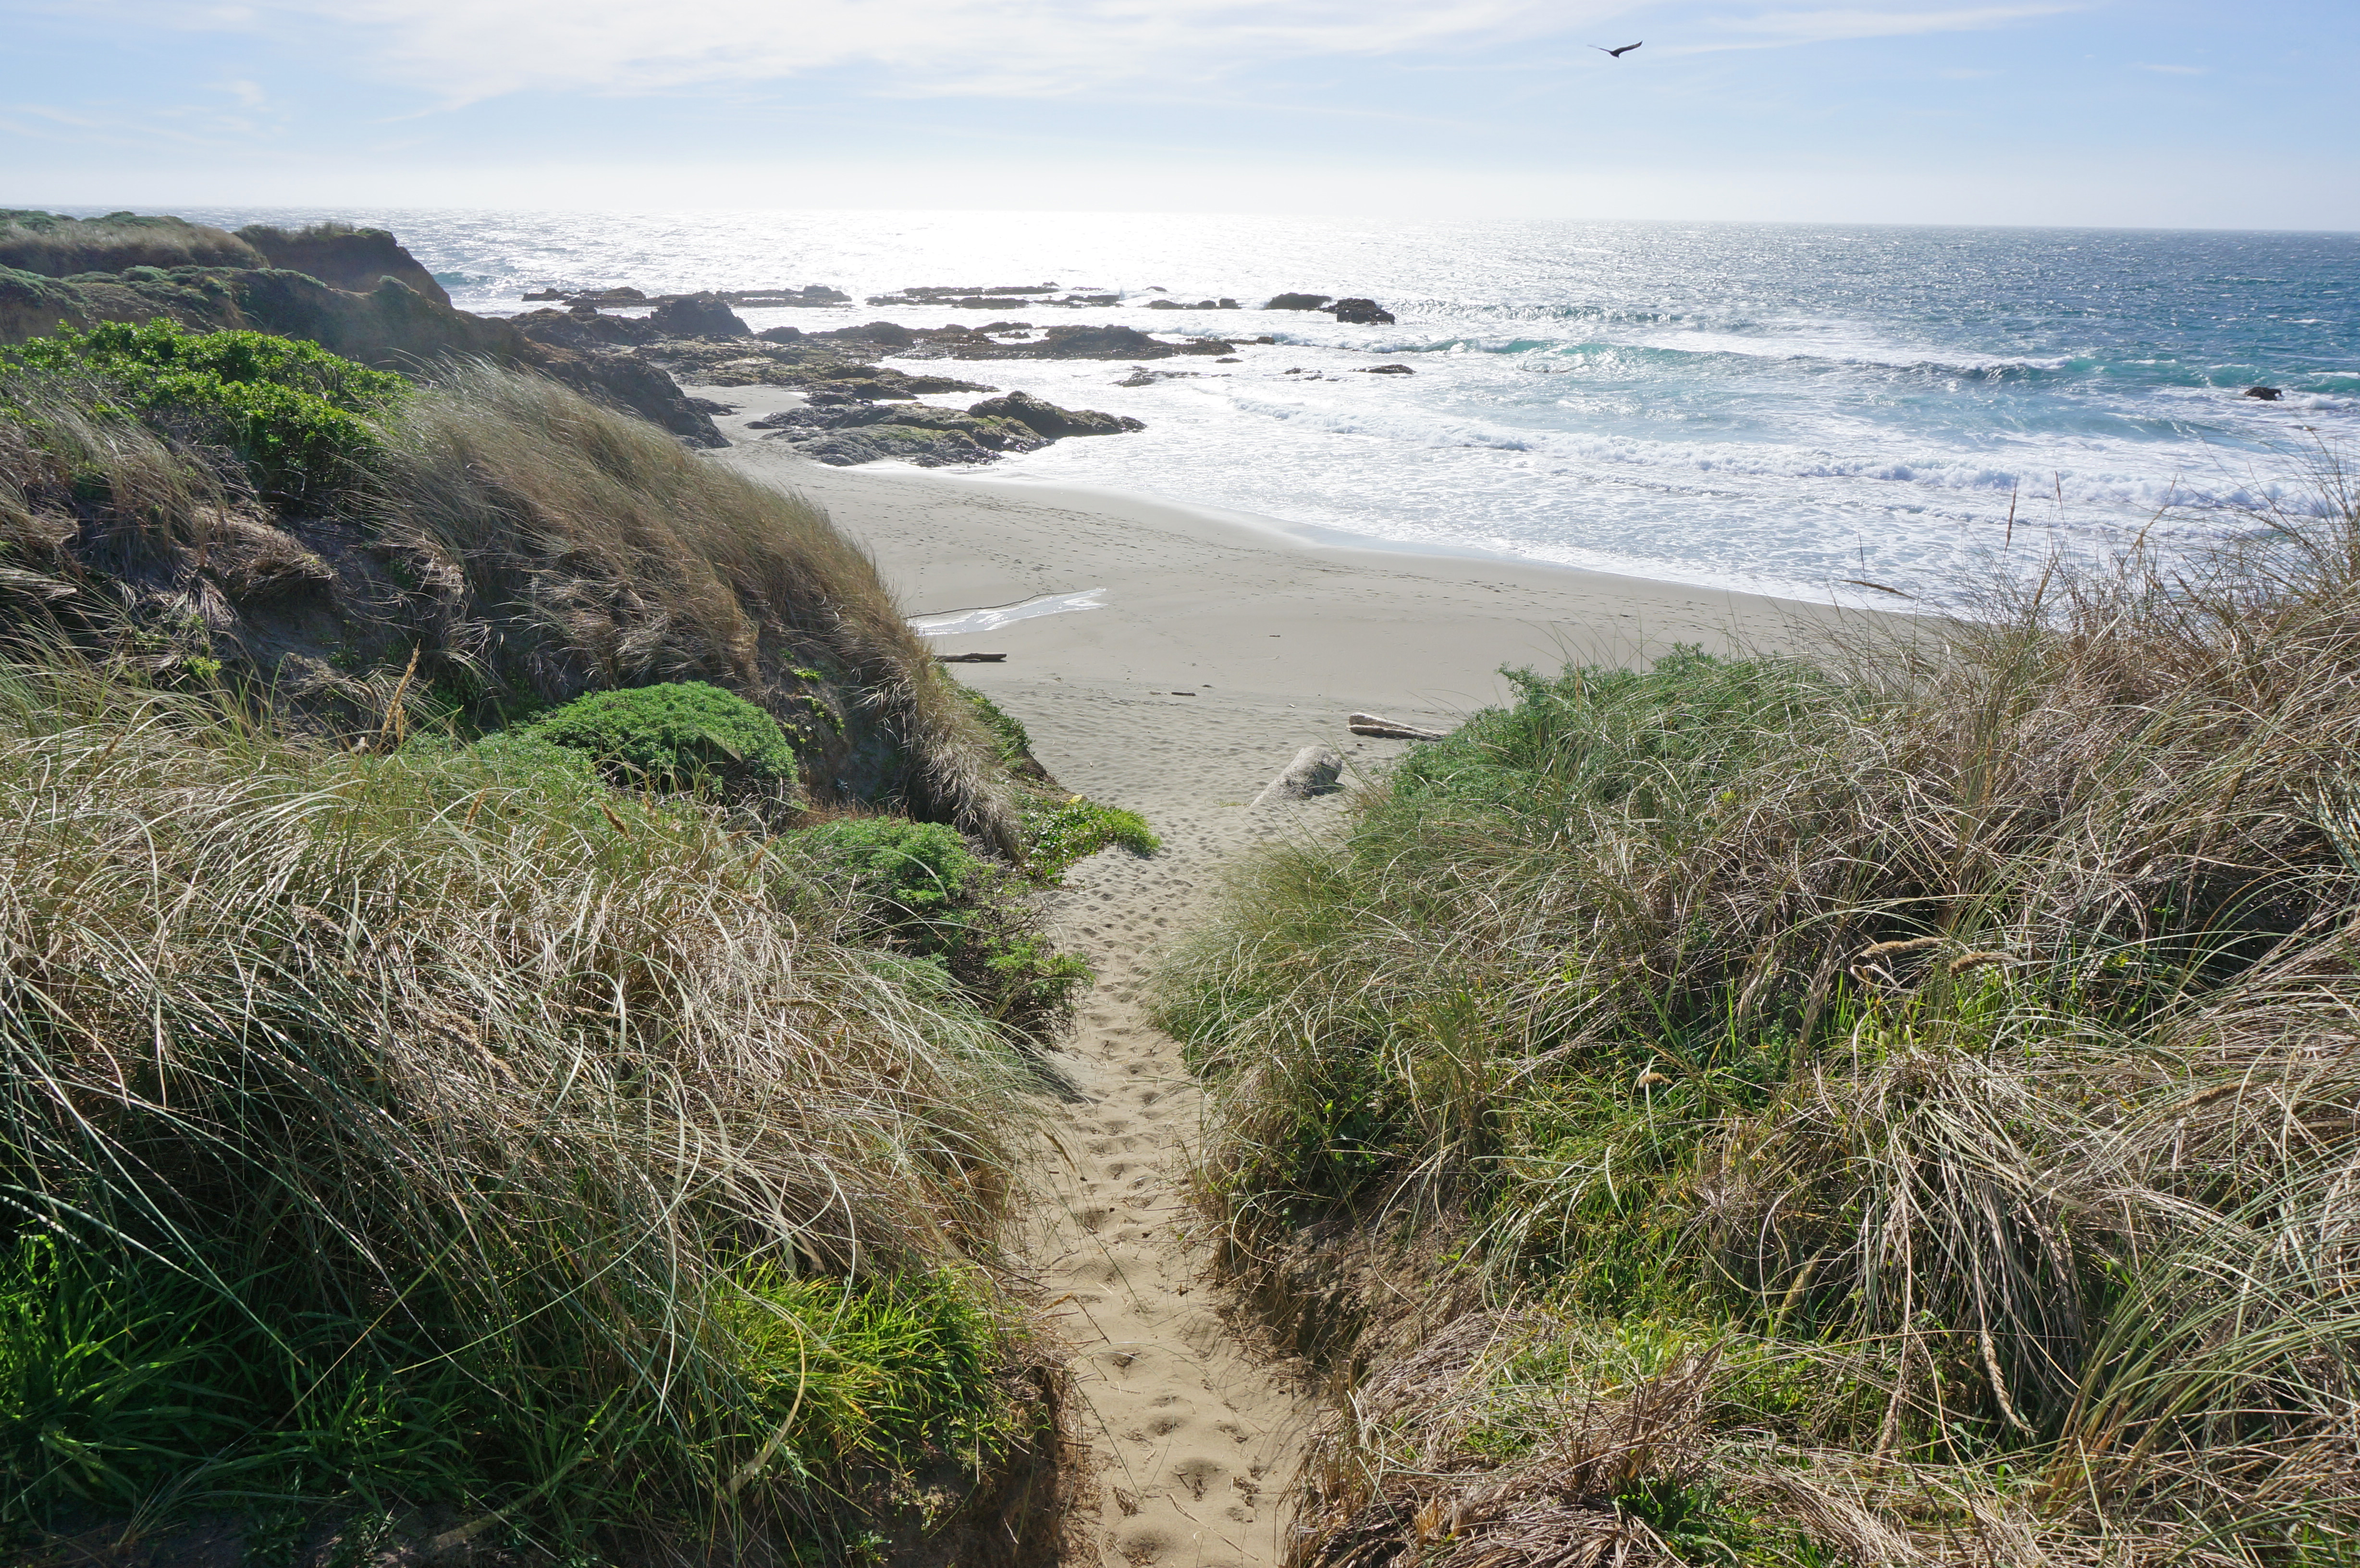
[1156,453,2360,1566]
[0,329,1020,848]
[0,212,263,279]
[0,654,1048,1560]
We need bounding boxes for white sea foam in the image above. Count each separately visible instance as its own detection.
[909,588,1107,637]
[153,206,2359,609]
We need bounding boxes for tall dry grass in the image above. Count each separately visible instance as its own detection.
[0,653,1044,1554]
[0,350,1018,850]
[372,365,1018,850]
[1158,450,2360,1565]
[0,211,262,278]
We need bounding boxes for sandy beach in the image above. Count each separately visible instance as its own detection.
[711,412,1865,1568]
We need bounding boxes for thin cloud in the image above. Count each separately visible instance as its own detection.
[1662,4,2075,55]
[115,0,1650,104]
[2133,61,2207,74]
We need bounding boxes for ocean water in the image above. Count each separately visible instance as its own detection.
[170,208,2360,606]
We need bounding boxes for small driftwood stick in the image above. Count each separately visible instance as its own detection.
[934,652,1008,663]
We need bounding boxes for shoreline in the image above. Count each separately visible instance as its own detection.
[707,406,1892,728]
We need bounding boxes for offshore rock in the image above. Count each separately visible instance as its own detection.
[1330,297,1396,325]
[649,294,751,339]
[952,324,1231,360]
[2245,385,2284,400]
[1266,293,1332,311]
[967,390,1143,437]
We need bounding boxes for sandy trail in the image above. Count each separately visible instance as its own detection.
[1015,697,1343,1568]
[706,421,1863,1567]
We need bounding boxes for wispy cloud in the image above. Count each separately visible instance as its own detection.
[2132,61,2207,74]
[1662,4,2075,55]
[111,0,1651,104]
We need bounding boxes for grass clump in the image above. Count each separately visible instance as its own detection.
[1158,454,2360,1567]
[522,678,798,800]
[784,816,1092,1031]
[0,655,1046,1561]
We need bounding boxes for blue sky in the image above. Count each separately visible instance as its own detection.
[6,0,2356,228]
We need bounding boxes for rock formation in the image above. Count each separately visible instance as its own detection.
[235,222,451,306]
[1331,298,1397,325]
[648,294,751,339]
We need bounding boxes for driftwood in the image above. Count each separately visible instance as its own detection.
[1347,711,1450,741]
[1252,744,1344,806]
[934,652,1008,663]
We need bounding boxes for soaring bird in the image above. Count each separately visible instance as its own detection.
[1593,41,1643,57]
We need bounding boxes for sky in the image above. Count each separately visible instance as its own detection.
[4,0,2356,228]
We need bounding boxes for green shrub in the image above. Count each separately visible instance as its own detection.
[8,319,403,500]
[790,817,980,926]
[785,816,1090,1031]
[1020,794,1158,883]
[521,680,797,800]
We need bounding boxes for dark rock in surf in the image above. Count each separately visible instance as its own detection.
[2245,385,2284,400]
[1266,293,1332,311]
[966,390,1143,437]
[1358,363,1415,375]
[1330,298,1396,325]
[649,294,750,339]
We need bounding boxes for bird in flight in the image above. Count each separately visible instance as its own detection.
[1593,41,1643,57]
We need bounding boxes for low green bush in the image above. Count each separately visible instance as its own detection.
[1020,795,1158,883]
[521,680,798,801]
[8,318,404,500]
[786,817,1089,1031]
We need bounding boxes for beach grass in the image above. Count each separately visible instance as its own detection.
[1155,448,2360,1566]
[0,653,1050,1560]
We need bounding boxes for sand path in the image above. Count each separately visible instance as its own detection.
[707,421,1865,1567]
[1016,700,1340,1568]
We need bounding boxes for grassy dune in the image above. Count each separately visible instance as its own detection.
[0,324,1122,1561]
[1158,456,2360,1566]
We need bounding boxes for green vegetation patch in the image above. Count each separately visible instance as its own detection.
[9,318,404,500]
[520,679,799,799]
[784,817,1090,1031]
[0,658,1037,1558]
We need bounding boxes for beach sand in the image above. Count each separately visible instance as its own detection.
[709,416,1864,1568]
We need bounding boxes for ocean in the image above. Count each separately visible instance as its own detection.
[169,208,2360,607]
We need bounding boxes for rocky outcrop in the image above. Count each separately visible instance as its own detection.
[967,390,1143,438]
[866,282,1121,310]
[1146,298,1241,311]
[509,305,665,350]
[0,263,723,448]
[747,390,1141,468]
[235,223,450,306]
[0,210,263,277]
[1264,292,1396,324]
[649,294,751,338]
[524,284,848,309]
[1358,364,1415,375]
[2246,385,2284,400]
[953,324,1233,360]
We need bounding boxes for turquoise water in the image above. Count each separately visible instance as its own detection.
[170,208,2360,604]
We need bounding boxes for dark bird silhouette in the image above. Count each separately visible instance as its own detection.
[1593,41,1643,57]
